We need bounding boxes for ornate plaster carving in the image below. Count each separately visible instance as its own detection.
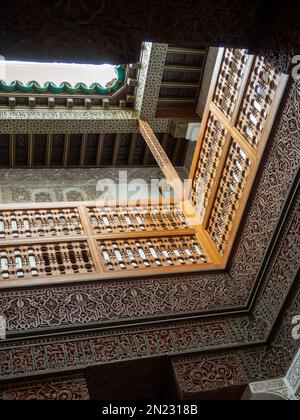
[0,196,298,380]
[0,76,299,336]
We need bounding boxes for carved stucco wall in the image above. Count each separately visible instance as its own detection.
[0,167,188,204]
[0,54,299,387]
[244,348,300,400]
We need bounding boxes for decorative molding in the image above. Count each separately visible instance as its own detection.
[173,352,249,395]
[0,273,229,334]
[173,346,296,398]
[0,109,172,134]
[0,109,138,134]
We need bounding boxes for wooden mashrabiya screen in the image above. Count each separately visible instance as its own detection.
[190,48,288,263]
[0,48,289,287]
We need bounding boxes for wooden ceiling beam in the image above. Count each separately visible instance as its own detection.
[63,134,70,167]
[158,98,196,104]
[79,134,87,167]
[46,134,52,167]
[128,133,137,165]
[161,82,199,89]
[172,139,181,165]
[142,146,150,166]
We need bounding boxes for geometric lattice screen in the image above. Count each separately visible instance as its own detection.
[190,48,288,262]
[0,48,288,288]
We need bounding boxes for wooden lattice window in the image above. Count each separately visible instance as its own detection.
[190,48,288,261]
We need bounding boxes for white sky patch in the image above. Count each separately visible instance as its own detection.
[0,59,118,87]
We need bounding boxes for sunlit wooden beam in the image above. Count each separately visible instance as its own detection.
[139,120,184,200]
